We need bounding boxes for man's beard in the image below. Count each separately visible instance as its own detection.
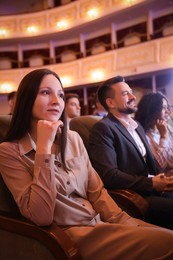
[118,107,137,114]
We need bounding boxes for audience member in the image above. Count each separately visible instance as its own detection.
[135,92,173,176]
[88,75,173,229]
[92,93,107,117]
[65,92,81,128]
[1,69,173,259]
[7,91,16,115]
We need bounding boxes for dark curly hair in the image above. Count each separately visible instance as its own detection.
[134,92,169,133]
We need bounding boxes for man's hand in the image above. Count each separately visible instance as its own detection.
[152,173,173,193]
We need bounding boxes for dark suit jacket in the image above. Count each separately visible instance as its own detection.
[88,113,161,196]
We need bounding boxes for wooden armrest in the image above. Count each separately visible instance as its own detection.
[0,211,81,260]
[108,189,149,220]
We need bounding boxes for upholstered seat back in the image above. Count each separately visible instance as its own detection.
[69,115,102,150]
[0,175,20,214]
[0,115,11,142]
[0,115,21,215]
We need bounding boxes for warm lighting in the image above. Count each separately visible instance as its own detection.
[123,0,136,6]
[0,28,7,37]
[91,70,104,81]
[170,53,173,64]
[0,82,14,93]
[56,20,69,30]
[61,76,72,87]
[87,8,99,19]
[27,26,38,33]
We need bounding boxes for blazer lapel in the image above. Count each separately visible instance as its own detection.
[136,126,157,160]
[108,114,146,158]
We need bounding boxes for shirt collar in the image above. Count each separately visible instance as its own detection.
[114,115,138,130]
[19,132,36,156]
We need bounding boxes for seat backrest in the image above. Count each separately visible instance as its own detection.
[0,115,21,215]
[69,115,102,150]
[0,174,20,215]
[0,115,11,142]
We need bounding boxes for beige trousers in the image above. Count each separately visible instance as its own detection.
[66,219,173,260]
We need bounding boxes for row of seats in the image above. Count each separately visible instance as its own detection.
[0,115,80,259]
[0,114,149,259]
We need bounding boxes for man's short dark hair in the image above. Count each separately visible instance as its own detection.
[65,93,79,103]
[97,76,125,110]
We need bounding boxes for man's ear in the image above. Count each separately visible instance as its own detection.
[106,98,116,109]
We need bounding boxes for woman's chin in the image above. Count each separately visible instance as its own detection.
[45,116,60,122]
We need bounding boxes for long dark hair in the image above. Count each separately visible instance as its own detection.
[4,68,68,169]
[135,92,169,132]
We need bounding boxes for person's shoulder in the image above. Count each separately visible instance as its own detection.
[67,129,81,142]
[136,121,146,133]
[67,129,85,151]
[92,115,114,129]
[0,141,18,157]
[0,140,18,149]
[89,117,114,139]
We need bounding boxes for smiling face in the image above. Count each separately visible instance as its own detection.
[32,74,65,124]
[106,81,137,117]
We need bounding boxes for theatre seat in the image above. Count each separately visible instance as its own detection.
[0,115,12,142]
[70,115,149,220]
[0,175,81,260]
[0,115,81,260]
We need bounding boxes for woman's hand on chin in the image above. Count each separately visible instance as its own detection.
[36,120,63,154]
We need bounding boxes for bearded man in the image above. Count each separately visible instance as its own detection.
[88,75,173,229]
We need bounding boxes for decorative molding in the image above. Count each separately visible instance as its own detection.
[80,0,109,18]
[53,62,80,86]
[49,5,77,29]
[0,0,146,39]
[19,15,46,34]
[117,41,157,70]
[0,36,172,92]
[160,38,173,63]
[0,18,17,36]
[82,53,114,81]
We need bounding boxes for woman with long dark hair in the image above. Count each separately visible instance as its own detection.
[135,92,173,175]
[1,69,173,259]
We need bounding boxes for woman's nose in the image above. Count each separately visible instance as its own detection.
[51,94,60,104]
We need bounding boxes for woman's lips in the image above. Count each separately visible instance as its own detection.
[47,109,60,115]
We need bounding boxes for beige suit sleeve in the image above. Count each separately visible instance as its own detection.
[0,142,57,226]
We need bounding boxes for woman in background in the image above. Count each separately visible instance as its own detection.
[135,92,173,176]
[0,69,173,259]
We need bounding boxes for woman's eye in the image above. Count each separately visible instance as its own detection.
[41,90,50,95]
[59,93,64,99]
